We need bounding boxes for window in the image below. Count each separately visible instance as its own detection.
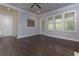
[64,12,75,31]
[47,11,76,32]
[55,15,63,31]
[48,17,54,31]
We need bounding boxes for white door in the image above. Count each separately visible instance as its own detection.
[0,14,1,36]
[1,13,14,36]
[41,20,45,32]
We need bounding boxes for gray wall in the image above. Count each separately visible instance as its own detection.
[39,4,79,42]
[0,3,40,38]
[17,11,39,38]
[1,3,79,41]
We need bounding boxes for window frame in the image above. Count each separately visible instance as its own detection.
[63,10,77,32]
[46,10,77,32]
[47,16,55,31]
[55,14,64,31]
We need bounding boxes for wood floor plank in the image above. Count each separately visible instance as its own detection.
[0,35,79,56]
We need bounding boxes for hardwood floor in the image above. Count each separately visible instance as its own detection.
[0,35,79,56]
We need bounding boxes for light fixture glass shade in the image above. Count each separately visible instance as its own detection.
[37,10,40,14]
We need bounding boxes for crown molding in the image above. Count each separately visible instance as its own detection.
[0,3,37,16]
[39,4,79,17]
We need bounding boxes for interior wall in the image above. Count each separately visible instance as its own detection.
[39,4,79,42]
[0,4,39,38]
[0,5,18,37]
[17,11,39,38]
[1,3,79,41]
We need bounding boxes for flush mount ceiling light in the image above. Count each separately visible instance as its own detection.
[7,8,10,10]
[37,10,40,14]
[30,3,42,14]
[30,3,42,9]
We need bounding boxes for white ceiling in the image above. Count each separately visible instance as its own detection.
[8,3,73,14]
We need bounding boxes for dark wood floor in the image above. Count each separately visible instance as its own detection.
[0,35,79,56]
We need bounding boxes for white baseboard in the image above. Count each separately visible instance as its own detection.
[17,33,40,39]
[45,34,79,42]
[17,33,79,42]
[17,35,28,39]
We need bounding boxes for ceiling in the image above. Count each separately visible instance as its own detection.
[8,3,73,14]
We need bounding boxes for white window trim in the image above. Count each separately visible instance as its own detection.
[54,14,63,31]
[47,16,55,31]
[63,10,77,32]
[47,10,77,32]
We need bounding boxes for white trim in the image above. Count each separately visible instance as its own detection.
[0,3,37,16]
[40,18,46,33]
[54,14,63,31]
[17,33,79,42]
[39,4,79,17]
[45,10,77,32]
[17,33,39,39]
[63,10,77,32]
[45,34,79,42]
[47,16,54,31]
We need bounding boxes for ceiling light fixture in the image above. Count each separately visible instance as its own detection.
[37,10,40,14]
[7,8,10,10]
[30,3,42,14]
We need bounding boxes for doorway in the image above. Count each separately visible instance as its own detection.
[0,5,17,37]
